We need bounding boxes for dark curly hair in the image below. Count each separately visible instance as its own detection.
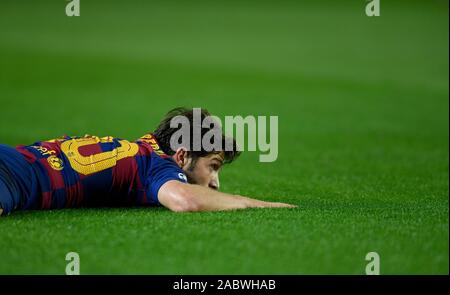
[153,107,241,164]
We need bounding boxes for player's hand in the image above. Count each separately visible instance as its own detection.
[266,201,298,208]
[247,198,297,209]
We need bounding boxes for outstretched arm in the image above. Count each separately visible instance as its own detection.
[158,180,297,212]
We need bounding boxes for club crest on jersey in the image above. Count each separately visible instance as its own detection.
[47,155,64,171]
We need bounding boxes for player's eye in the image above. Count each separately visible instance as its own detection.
[211,163,220,171]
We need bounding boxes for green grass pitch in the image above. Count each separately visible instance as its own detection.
[0,0,448,274]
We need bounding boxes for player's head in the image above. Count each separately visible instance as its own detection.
[153,107,240,190]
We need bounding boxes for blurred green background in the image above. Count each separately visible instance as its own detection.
[0,0,448,274]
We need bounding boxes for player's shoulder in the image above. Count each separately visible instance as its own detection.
[149,150,176,166]
[136,133,169,157]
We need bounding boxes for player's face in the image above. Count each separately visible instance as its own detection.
[184,152,224,190]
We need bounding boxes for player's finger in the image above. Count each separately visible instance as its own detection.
[269,202,297,208]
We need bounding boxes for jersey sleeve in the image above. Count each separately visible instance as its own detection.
[146,153,188,205]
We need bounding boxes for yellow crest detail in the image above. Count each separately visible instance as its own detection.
[47,155,64,171]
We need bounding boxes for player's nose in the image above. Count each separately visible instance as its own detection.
[209,177,220,190]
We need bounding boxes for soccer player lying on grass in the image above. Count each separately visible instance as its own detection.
[0,107,295,216]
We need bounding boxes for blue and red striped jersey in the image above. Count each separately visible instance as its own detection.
[15,133,187,209]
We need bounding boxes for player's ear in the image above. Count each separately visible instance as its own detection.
[173,147,189,168]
